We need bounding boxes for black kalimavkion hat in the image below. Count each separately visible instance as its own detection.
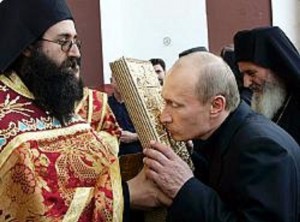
[0,0,73,72]
[234,26,300,93]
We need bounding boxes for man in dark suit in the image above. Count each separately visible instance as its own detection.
[130,51,300,221]
[149,58,166,85]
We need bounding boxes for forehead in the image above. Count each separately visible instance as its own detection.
[43,19,77,38]
[162,65,197,99]
[238,61,266,71]
[153,64,163,70]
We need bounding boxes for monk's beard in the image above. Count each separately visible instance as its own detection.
[251,77,287,119]
[19,49,84,125]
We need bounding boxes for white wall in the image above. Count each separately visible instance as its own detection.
[100,0,125,82]
[272,0,300,49]
[101,0,300,83]
[101,0,208,83]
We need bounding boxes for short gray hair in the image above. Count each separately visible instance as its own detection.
[188,52,240,112]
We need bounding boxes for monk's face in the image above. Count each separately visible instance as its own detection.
[40,19,81,80]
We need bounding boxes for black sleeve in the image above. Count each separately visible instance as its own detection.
[167,137,300,222]
[167,177,234,222]
[122,181,130,222]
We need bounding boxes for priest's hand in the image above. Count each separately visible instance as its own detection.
[120,130,138,143]
[143,140,194,199]
[127,167,172,210]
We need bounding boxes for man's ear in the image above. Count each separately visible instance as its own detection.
[22,45,35,57]
[210,95,226,117]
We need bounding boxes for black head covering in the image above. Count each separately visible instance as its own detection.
[234,26,300,92]
[179,46,208,57]
[0,0,73,72]
[221,48,243,88]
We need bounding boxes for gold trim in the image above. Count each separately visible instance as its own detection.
[0,123,91,169]
[97,131,119,156]
[62,187,94,222]
[0,72,34,99]
[75,87,89,114]
[110,159,124,222]
[96,92,108,132]
[87,89,93,123]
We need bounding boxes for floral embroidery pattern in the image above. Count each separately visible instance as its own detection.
[0,93,33,120]
[0,75,121,221]
[38,131,112,203]
[0,84,8,92]
[0,117,59,151]
[0,143,50,221]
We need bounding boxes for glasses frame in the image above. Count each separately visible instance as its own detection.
[40,38,81,52]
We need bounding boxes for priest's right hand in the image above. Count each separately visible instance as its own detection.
[127,167,172,210]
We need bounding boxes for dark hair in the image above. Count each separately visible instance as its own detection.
[220,46,243,89]
[3,41,42,76]
[179,46,208,57]
[149,58,166,71]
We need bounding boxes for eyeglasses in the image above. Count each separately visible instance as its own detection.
[40,38,82,52]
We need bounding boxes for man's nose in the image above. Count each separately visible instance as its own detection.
[68,43,81,58]
[243,74,252,88]
[160,109,172,125]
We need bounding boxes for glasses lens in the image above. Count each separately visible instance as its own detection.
[62,40,81,52]
[61,41,71,52]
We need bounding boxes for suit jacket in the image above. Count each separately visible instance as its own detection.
[167,102,300,222]
[108,95,143,155]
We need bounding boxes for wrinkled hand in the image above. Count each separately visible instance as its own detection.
[120,130,138,143]
[127,167,172,210]
[143,140,194,199]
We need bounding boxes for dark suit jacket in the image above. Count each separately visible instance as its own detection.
[108,95,143,155]
[167,102,300,222]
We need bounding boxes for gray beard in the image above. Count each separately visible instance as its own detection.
[251,79,287,119]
